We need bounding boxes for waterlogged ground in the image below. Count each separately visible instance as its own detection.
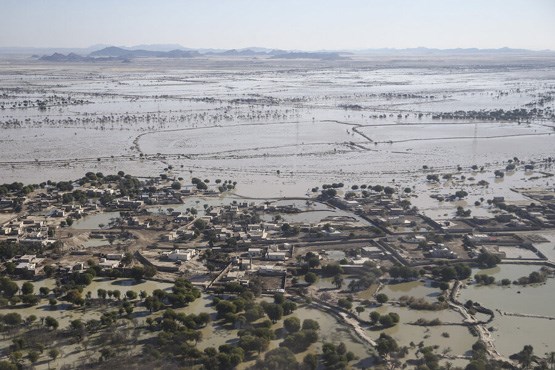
[0,56,553,200]
[1,55,555,367]
[460,265,555,357]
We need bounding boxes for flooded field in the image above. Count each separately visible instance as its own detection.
[0,56,553,201]
[1,54,554,369]
[460,265,555,356]
[5,278,173,329]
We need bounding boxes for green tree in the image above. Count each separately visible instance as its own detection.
[44,316,59,330]
[303,353,318,370]
[21,282,34,295]
[126,290,138,300]
[259,347,298,369]
[376,333,399,358]
[302,319,320,331]
[264,303,284,323]
[304,272,318,285]
[379,314,394,328]
[477,252,501,268]
[48,348,60,367]
[369,311,381,324]
[27,351,40,364]
[130,266,145,282]
[283,316,301,333]
[376,293,389,304]
[0,361,16,370]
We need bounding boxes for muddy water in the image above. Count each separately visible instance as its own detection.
[369,305,475,357]
[71,211,121,230]
[379,280,442,303]
[292,304,374,367]
[1,59,554,199]
[534,230,555,262]
[460,265,555,356]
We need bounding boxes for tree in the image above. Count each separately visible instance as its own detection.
[259,347,298,369]
[511,345,534,369]
[369,311,381,324]
[216,300,237,318]
[126,290,138,300]
[302,319,320,331]
[44,316,59,330]
[376,333,399,358]
[194,218,207,231]
[239,335,269,354]
[303,353,318,370]
[144,265,157,278]
[283,317,301,333]
[39,286,51,296]
[304,272,318,285]
[379,314,394,328]
[121,252,133,265]
[322,263,343,277]
[27,351,40,364]
[337,298,352,310]
[355,306,365,316]
[0,361,16,370]
[130,266,145,282]
[0,278,19,298]
[21,281,34,295]
[2,312,22,326]
[48,348,60,367]
[264,303,283,323]
[477,252,501,268]
[376,293,389,304]
[332,274,344,289]
[171,181,181,190]
[307,256,320,268]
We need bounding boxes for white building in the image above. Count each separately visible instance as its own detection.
[165,249,196,261]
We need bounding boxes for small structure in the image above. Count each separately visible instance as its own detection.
[105,253,124,261]
[163,249,196,261]
[248,248,263,258]
[266,251,287,261]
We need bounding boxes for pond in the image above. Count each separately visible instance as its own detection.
[71,211,121,230]
[378,279,442,303]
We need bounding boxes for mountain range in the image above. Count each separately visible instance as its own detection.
[1,44,552,62]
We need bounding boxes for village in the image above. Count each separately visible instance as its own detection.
[1,170,553,287]
[0,166,554,369]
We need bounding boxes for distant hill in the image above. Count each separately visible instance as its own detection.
[9,44,554,61]
[89,46,200,58]
[271,52,347,60]
[39,52,123,62]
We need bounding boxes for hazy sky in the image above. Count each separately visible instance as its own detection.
[1,0,554,50]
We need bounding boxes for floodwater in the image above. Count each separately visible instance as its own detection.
[4,278,173,329]
[534,230,555,262]
[460,265,555,356]
[1,55,555,365]
[368,304,475,358]
[378,280,442,303]
[71,211,121,229]
[0,57,553,203]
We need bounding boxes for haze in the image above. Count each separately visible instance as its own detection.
[1,0,555,51]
